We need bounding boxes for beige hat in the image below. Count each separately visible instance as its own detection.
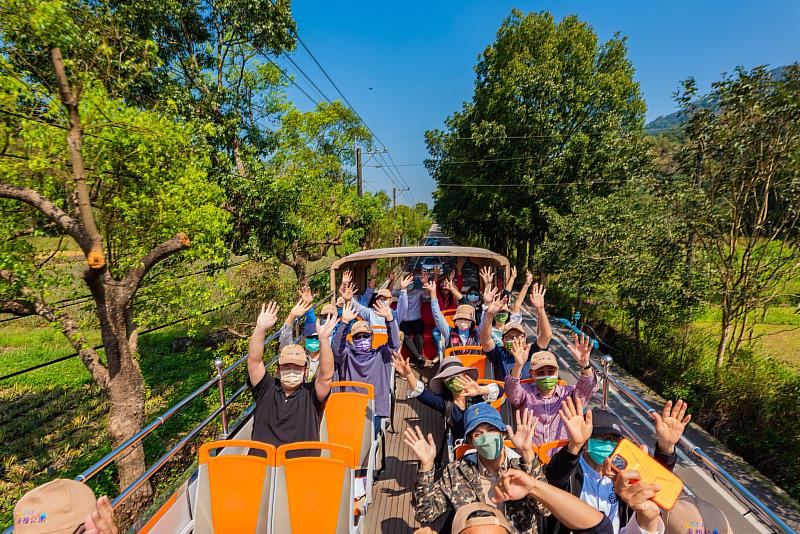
[278,344,307,366]
[453,304,476,322]
[501,321,525,336]
[13,479,96,534]
[351,320,373,336]
[530,350,559,371]
[375,288,393,300]
[451,503,512,533]
[335,296,345,307]
[664,496,732,534]
[321,303,338,317]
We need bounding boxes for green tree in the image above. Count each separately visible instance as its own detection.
[0,0,229,513]
[427,10,650,268]
[675,65,800,368]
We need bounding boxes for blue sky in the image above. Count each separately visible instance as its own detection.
[279,1,800,206]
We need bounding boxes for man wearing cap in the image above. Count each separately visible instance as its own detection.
[407,402,548,533]
[480,290,553,381]
[351,278,409,327]
[13,479,117,534]
[427,281,481,351]
[393,270,432,365]
[504,334,598,447]
[546,397,687,534]
[333,299,401,436]
[247,301,336,457]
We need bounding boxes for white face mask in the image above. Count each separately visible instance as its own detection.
[279,368,304,389]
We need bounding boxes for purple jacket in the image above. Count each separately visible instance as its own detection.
[332,318,401,417]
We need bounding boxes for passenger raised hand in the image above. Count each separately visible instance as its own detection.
[490,469,539,504]
[525,269,534,287]
[567,333,592,369]
[370,261,378,278]
[456,375,484,397]
[256,302,280,331]
[404,425,437,472]
[529,283,546,310]
[455,257,465,273]
[483,288,505,316]
[316,314,338,339]
[423,279,436,297]
[400,274,414,290]
[510,335,531,367]
[339,281,356,301]
[341,301,358,323]
[289,290,314,320]
[373,299,394,321]
[559,397,593,453]
[507,408,536,455]
[391,351,412,377]
[420,270,430,284]
[479,266,495,286]
[651,399,691,454]
[83,496,118,534]
[341,269,353,286]
[482,284,496,305]
[614,470,661,529]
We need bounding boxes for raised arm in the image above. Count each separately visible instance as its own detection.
[314,314,337,401]
[396,275,413,323]
[281,289,314,348]
[248,302,280,387]
[513,270,534,315]
[505,266,518,292]
[368,261,378,289]
[406,426,449,524]
[374,300,401,352]
[443,275,463,302]
[333,301,358,363]
[426,281,451,338]
[529,283,552,348]
[480,287,503,352]
[505,336,534,408]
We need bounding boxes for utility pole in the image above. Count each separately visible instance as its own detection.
[393,187,410,246]
[356,148,363,197]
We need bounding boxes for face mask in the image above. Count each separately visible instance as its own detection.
[467,293,480,303]
[354,337,372,351]
[472,431,503,460]
[455,320,471,333]
[587,438,617,465]
[279,368,304,389]
[495,313,508,324]
[504,340,514,350]
[535,375,558,392]
[304,338,320,353]
[445,376,463,393]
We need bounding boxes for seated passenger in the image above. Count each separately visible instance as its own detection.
[351,282,408,326]
[431,268,463,360]
[333,300,401,436]
[480,288,552,380]
[408,402,612,534]
[247,302,336,457]
[13,479,117,534]
[393,353,500,463]
[504,335,598,446]
[452,503,514,533]
[428,279,481,349]
[545,398,689,534]
[395,270,432,366]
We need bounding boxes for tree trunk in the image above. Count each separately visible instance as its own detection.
[292,257,308,284]
[715,306,732,369]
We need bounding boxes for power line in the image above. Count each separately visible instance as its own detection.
[367,155,544,167]
[437,180,624,187]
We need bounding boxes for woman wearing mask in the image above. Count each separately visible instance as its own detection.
[393,353,500,465]
[427,280,481,350]
[246,302,337,458]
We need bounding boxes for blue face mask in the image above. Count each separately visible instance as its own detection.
[354,337,372,351]
[337,307,343,317]
[304,338,320,353]
[467,293,480,303]
[586,438,617,465]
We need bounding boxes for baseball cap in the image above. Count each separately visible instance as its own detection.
[278,344,307,366]
[464,402,506,437]
[591,409,625,438]
[335,296,345,307]
[303,321,317,338]
[375,288,393,300]
[501,322,525,336]
[453,304,476,322]
[530,351,559,371]
[13,479,96,534]
[351,321,373,336]
[429,357,479,394]
[320,303,338,317]
[452,503,512,533]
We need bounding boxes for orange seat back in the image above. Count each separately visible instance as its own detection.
[538,439,569,464]
[442,309,456,328]
[323,382,373,466]
[198,440,275,534]
[477,379,506,410]
[444,346,490,380]
[275,442,355,533]
[444,345,483,357]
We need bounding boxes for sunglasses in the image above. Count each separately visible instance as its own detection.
[353,333,372,340]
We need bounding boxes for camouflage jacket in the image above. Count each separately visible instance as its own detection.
[412,448,549,534]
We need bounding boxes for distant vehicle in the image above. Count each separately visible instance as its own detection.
[424,238,441,246]
[419,257,444,273]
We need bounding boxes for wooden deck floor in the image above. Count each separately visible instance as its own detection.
[364,366,444,534]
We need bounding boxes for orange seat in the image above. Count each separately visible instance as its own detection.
[442,308,456,328]
[322,382,375,467]
[454,439,517,460]
[274,442,357,534]
[477,379,506,410]
[538,439,570,464]
[445,346,491,380]
[194,440,275,534]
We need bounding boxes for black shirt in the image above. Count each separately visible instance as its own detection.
[248,372,328,458]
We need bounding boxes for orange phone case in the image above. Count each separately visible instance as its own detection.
[609,438,684,510]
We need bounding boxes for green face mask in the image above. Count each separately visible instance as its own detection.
[472,432,503,460]
[304,338,320,353]
[504,340,514,350]
[445,376,463,393]
[587,438,617,465]
[495,313,509,324]
[535,375,558,391]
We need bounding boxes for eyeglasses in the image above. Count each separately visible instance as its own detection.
[353,333,372,340]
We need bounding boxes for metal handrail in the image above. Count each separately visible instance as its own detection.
[547,322,795,534]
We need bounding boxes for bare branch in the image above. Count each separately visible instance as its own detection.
[122,233,191,300]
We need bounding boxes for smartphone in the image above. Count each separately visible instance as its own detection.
[609,438,684,511]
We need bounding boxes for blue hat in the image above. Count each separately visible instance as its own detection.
[464,402,506,437]
[303,321,317,338]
